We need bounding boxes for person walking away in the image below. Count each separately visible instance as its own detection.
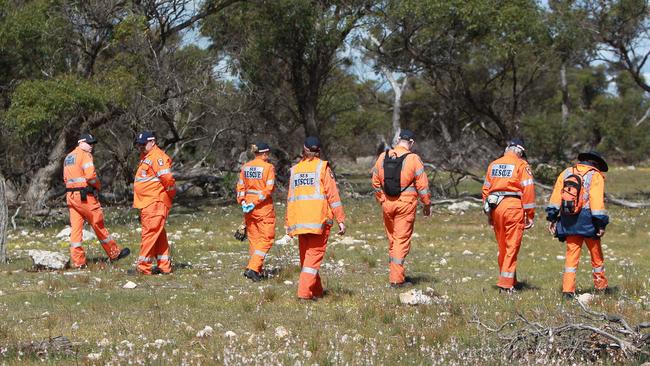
[285,137,346,300]
[63,133,130,268]
[371,129,431,287]
[237,142,276,282]
[546,151,609,298]
[482,138,536,292]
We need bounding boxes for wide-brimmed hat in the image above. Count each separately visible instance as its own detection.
[578,151,608,172]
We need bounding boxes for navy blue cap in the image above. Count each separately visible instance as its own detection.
[78,133,97,144]
[507,137,526,151]
[135,131,156,145]
[578,151,608,172]
[399,129,416,141]
[253,142,271,153]
[304,136,321,152]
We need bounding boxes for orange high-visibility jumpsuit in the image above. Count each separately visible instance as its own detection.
[286,157,345,299]
[372,146,431,284]
[133,145,176,275]
[482,151,536,289]
[63,146,122,268]
[547,164,609,293]
[236,157,276,273]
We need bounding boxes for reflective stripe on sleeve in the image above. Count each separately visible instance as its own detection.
[371,167,378,175]
[70,242,82,248]
[166,185,175,191]
[253,250,267,258]
[500,271,515,278]
[301,266,318,275]
[389,256,404,265]
[414,168,424,177]
[520,179,534,187]
[591,210,608,216]
[548,204,560,209]
[522,203,536,209]
[82,162,94,170]
[402,187,417,193]
[330,201,342,208]
[373,187,383,193]
[483,180,491,188]
[87,179,97,185]
[142,159,152,165]
[156,169,171,177]
[592,266,604,273]
[238,179,244,185]
[418,188,429,196]
[266,179,274,185]
[237,192,245,197]
[134,176,160,183]
[565,267,577,273]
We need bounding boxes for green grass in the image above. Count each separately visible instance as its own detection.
[0,168,648,364]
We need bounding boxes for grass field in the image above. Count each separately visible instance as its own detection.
[0,167,649,365]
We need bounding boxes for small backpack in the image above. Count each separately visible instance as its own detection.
[560,168,594,215]
[382,151,412,197]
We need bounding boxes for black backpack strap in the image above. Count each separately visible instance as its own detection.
[398,153,414,193]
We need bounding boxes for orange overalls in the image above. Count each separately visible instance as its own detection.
[236,157,276,273]
[286,157,345,299]
[372,146,431,284]
[482,151,536,289]
[133,145,176,274]
[548,164,608,293]
[63,146,122,268]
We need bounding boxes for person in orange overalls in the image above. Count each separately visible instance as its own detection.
[546,151,609,298]
[63,133,130,268]
[133,131,176,275]
[371,129,431,287]
[237,142,276,282]
[286,136,346,300]
[482,138,536,292]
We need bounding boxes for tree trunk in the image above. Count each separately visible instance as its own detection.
[560,61,569,126]
[0,171,8,263]
[24,120,78,212]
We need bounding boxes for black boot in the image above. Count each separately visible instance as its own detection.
[244,269,262,282]
[112,248,131,262]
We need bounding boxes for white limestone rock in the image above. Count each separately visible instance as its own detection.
[28,250,68,270]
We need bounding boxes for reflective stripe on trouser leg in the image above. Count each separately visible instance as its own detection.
[585,237,608,290]
[246,214,275,273]
[493,200,523,289]
[562,236,583,293]
[138,202,169,275]
[383,198,416,285]
[68,205,87,267]
[298,229,329,299]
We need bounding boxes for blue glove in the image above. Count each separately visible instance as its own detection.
[242,202,255,213]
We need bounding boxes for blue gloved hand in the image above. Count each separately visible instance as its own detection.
[242,202,255,213]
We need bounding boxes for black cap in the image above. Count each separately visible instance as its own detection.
[578,151,608,172]
[507,137,526,151]
[253,142,271,153]
[135,131,156,145]
[78,133,97,145]
[304,136,321,152]
[399,129,416,141]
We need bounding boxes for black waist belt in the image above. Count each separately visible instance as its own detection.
[66,187,93,194]
[491,191,521,198]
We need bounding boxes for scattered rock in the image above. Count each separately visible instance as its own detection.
[577,293,594,306]
[556,255,565,260]
[439,258,447,266]
[28,250,68,270]
[335,236,366,245]
[274,326,289,339]
[55,226,96,241]
[462,250,473,256]
[399,289,433,305]
[87,352,102,360]
[283,280,293,285]
[627,165,636,170]
[224,331,237,339]
[19,336,73,357]
[196,326,214,338]
[461,277,471,283]
[122,281,138,289]
[97,338,110,347]
[447,201,479,212]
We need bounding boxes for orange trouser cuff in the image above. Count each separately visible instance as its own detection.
[562,236,608,293]
[297,229,329,299]
[382,198,416,284]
